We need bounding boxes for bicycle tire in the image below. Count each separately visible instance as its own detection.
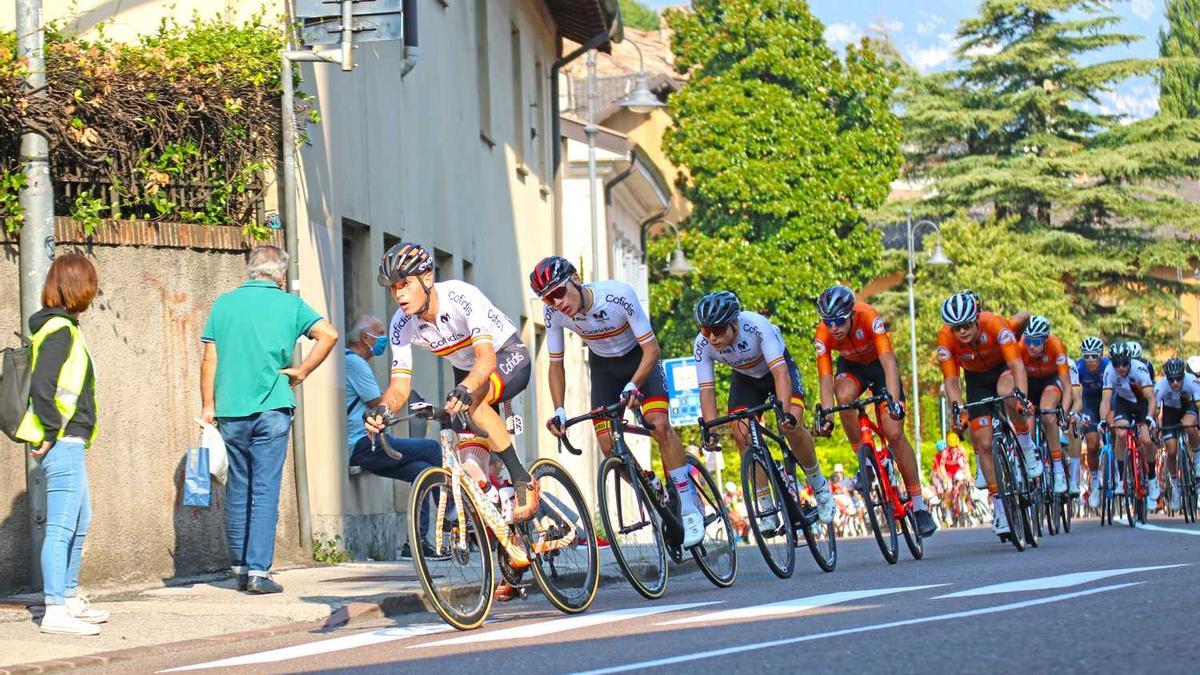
[991,434,1026,551]
[683,454,738,588]
[597,455,669,600]
[1060,487,1073,533]
[1010,439,1039,548]
[1042,462,1058,536]
[1120,456,1135,527]
[522,459,600,614]
[900,508,924,560]
[408,467,495,631]
[740,448,796,579]
[859,445,899,564]
[1180,450,1196,523]
[788,458,837,572]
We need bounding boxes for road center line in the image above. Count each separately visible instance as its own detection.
[160,623,453,672]
[934,564,1187,599]
[414,602,722,648]
[1135,522,1200,536]
[570,583,1141,675]
[658,585,947,626]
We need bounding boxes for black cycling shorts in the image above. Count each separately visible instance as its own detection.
[1160,405,1196,440]
[1080,392,1103,434]
[452,336,530,409]
[729,350,806,413]
[834,357,905,402]
[588,344,669,419]
[963,365,1008,421]
[1027,374,1061,405]
[1112,396,1149,424]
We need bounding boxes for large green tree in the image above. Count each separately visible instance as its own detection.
[1160,0,1200,118]
[619,0,660,32]
[898,0,1200,351]
[654,0,902,388]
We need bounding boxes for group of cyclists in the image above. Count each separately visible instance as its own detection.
[362,241,1199,566]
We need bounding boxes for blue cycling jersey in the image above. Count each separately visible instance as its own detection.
[1076,356,1109,396]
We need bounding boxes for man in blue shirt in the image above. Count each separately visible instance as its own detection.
[345,315,442,558]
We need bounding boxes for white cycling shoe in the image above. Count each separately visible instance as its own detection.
[1088,479,1101,509]
[813,485,836,524]
[681,510,705,548]
[1170,481,1181,512]
[1147,478,1160,502]
[992,505,1010,535]
[1114,477,1125,495]
[1053,470,1067,494]
[975,465,988,490]
[1023,449,1044,479]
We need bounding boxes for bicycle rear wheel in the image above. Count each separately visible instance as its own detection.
[684,454,738,588]
[900,508,924,560]
[1180,450,1197,523]
[597,455,668,600]
[408,467,495,630]
[992,437,1026,552]
[788,458,836,572]
[522,459,599,614]
[859,445,898,564]
[741,448,796,579]
[1121,458,1136,527]
[1101,454,1114,526]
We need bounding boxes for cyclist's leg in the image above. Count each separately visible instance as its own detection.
[999,370,1038,469]
[964,368,1005,528]
[868,360,920,504]
[1038,382,1063,462]
[833,357,866,446]
[1185,410,1200,477]
[638,360,700,517]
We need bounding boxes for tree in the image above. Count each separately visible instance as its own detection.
[619,0,660,32]
[653,0,902,398]
[898,0,1200,351]
[1160,0,1200,118]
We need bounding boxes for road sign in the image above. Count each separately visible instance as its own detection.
[294,0,406,48]
[663,357,701,428]
[295,0,402,18]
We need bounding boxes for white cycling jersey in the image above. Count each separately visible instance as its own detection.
[546,279,655,361]
[1102,360,1153,403]
[1154,373,1200,410]
[1066,359,1080,387]
[694,311,788,387]
[389,280,519,374]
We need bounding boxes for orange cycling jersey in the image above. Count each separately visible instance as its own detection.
[1020,335,1070,382]
[813,302,894,377]
[936,312,1020,376]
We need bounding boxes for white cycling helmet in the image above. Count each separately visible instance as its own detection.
[940,292,979,325]
[1187,355,1200,376]
[1127,341,1143,360]
[1025,315,1051,340]
[1080,336,1104,356]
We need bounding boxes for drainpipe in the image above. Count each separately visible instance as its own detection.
[400,0,419,78]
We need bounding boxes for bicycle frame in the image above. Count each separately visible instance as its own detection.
[818,394,907,517]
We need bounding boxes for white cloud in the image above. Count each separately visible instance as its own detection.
[963,40,1002,58]
[824,22,863,46]
[906,43,955,72]
[1096,85,1160,123]
[1130,0,1156,21]
[869,17,904,37]
[915,11,947,36]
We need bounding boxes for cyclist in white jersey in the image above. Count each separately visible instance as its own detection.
[1154,357,1200,509]
[691,291,835,525]
[364,243,540,522]
[1064,357,1085,495]
[1099,342,1157,498]
[530,256,704,547]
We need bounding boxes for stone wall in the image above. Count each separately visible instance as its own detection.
[0,221,306,594]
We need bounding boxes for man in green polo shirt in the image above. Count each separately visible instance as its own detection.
[200,245,337,594]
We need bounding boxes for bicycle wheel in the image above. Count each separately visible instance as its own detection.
[522,459,599,614]
[858,446,898,564]
[991,437,1026,552]
[1121,458,1136,527]
[788,458,836,572]
[597,455,668,600]
[1101,453,1114,526]
[683,454,738,588]
[740,448,796,579]
[408,467,495,630]
[1180,450,1197,523]
[900,508,924,560]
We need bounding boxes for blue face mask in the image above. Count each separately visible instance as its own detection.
[369,334,388,357]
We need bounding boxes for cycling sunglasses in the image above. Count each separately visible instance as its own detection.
[1024,337,1046,348]
[1167,375,1184,384]
[540,283,570,303]
[699,324,732,339]
[951,320,976,332]
[1082,353,1101,360]
[822,316,850,328]
[1111,357,1131,367]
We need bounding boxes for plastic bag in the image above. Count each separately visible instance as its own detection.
[183,445,212,508]
[195,418,228,485]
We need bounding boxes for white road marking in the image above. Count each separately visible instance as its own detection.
[160,623,452,672]
[658,585,947,626]
[413,602,721,648]
[1136,522,1200,536]
[571,583,1141,675]
[934,564,1187,599]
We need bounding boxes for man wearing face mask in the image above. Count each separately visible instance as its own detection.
[346,315,442,492]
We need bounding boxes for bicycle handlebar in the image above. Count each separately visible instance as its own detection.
[951,389,1029,420]
[698,396,783,433]
[556,396,655,456]
[373,401,488,460]
[814,391,893,423]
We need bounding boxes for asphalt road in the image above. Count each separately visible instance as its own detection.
[99,515,1200,674]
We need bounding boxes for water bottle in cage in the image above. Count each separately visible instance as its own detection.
[502,401,524,436]
[644,470,669,506]
[777,461,799,504]
[882,456,899,488]
[499,482,515,523]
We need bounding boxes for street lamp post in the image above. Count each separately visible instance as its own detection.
[906,211,952,477]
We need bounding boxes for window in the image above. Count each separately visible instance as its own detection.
[511,22,525,169]
[475,0,492,145]
[533,60,546,180]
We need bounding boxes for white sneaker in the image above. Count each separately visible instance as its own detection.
[681,510,705,548]
[1053,470,1067,494]
[1024,449,1044,479]
[65,596,109,624]
[1147,478,1160,502]
[1170,481,1182,512]
[40,604,100,636]
[992,505,1010,535]
[813,485,836,524]
[975,465,988,490]
[1088,479,1101,509]
[1114,477,1125,495]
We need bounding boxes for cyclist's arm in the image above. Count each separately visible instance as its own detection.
[880,351,903,404]
[1099,389,1113,422]
[461,340,498,395]
[997,324,1027,395]
[936,330,963,407]
[631,338,661,390]
[867,310,902,398]
[546,311,567,409]
[814,328,835,410]
[1008,357,1029,398]
[696,336,718,422]
[944,376,964,408]
[770,361,793,411]
[1142,385,1156,424]
[625,292,659,390]
[548,360,566,409]
[1071,385,1083,414]
[1053,343,1072,411]
[378,336,414,416]
[700,387,719,424]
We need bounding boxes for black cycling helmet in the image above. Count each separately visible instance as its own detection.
[695,291,741,328]
[378,242,434,287]
[1109,342,1132,365]
[1164,356,1186,379]
[529,256,576,297]
[816,284,855,321]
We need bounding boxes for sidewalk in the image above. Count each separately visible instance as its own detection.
[0,562,426,673]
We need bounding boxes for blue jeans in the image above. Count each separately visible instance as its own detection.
[218,409,292,574]
[39,439,91,605]
[350,435,442,533]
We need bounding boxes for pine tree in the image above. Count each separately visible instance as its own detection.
[1160,0,1200,118]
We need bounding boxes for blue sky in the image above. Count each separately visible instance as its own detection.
[642,1,1168,120]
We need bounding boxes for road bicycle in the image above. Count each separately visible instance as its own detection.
[955,392,1038,552]
[1113,418,1150,527]
[817,391,921,564]
[1162,423,1198,523]
[383,402,599,630]
[559,399,737,599]
[1154,442,1173,517]
[699,396,837,578]
[1032,407,1068,536]
[1096,427,1118,527]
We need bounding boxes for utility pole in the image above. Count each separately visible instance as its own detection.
[17,0,54,588]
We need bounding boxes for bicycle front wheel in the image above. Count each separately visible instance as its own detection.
[789,459,836,572]
[1121,458,1136,527]
[684,454,737,588]
[992,439,1026,552]
[859,446,898,564]
[408,467,495,630]
[597,455,668,600]
[522,458,599,614]
[741,448,796,579]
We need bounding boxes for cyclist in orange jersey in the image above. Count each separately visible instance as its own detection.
[937,292,1037,538]
[1018,315,1073,494]
[812,285,936,537]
